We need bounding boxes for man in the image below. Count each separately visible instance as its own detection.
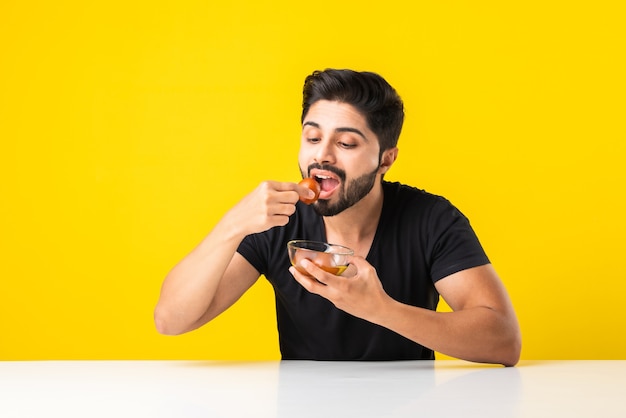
[154,69,521,366]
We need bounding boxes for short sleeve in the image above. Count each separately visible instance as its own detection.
[427,200,490,282]
[237,233,268,276]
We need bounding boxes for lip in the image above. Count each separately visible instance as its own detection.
[310,169,341,199]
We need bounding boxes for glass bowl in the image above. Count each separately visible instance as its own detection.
[287,240,354,276]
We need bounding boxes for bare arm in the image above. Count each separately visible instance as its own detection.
[155,180,315,335]
[154,221,258,335]
[290,259,521,366]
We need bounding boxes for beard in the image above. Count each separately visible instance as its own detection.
[311,165,379,217]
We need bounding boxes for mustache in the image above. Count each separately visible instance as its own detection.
[307,163,346,182]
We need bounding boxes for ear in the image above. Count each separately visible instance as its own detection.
[378,147,399,175]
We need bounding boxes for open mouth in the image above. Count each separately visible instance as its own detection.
[311,171,341,199]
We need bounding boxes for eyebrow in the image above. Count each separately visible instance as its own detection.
[302,121,369,142]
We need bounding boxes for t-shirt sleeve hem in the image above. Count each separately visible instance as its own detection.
[237,234,266,275]
[431,257,491,283]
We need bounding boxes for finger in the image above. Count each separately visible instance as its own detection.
[256,181,299,204]
[300,259,339,287]
[345,255,368,269]
[269,202,297,217]
[294,184,317,201]
[268,181,316,203]
[268,214,291,227]
[289,266,326,293]
[342,256,371,278]
[276,190,301,205]
[267,181,300,192]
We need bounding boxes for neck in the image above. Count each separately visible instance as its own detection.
[323,181,385,254]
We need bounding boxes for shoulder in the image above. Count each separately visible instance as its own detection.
[382,181,456,216]
[380,181,475,243]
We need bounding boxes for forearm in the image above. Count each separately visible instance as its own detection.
[154,214,247,335]
[372,299,521,366]
[154,180,322,335]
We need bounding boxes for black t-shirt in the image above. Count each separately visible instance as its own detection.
[237,181,490,360]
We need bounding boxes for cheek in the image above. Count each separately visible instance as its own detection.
[298,140,319,166]
[297,148,308,174]
[351,153,380,175]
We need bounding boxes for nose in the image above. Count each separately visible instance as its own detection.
[313,138,336,165]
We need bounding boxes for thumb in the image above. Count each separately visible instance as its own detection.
[343,255,369,277]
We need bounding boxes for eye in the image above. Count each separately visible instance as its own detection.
[338,141,356,149]
[307,137,321,143]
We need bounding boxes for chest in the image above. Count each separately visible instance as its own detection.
[324,231,376,259]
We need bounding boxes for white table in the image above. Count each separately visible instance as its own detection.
[1,360,624,417]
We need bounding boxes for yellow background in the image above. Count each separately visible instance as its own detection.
[1,1,624,360]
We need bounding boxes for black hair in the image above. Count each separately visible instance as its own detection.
[301,69,404,152]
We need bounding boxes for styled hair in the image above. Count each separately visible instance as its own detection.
[301,69,405,152]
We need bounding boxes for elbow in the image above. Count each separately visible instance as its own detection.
[472,336,521,367]
[500,329,523,367]
[494,308,523,367]
[501,346,521,368]
[153,306,184,336]
[154,304,211,336]
[475,320,522,367]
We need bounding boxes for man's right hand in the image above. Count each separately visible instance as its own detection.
[154,179,315,335]
[226,180,316,236]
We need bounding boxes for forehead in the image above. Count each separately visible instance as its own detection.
[302,100,369,129]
